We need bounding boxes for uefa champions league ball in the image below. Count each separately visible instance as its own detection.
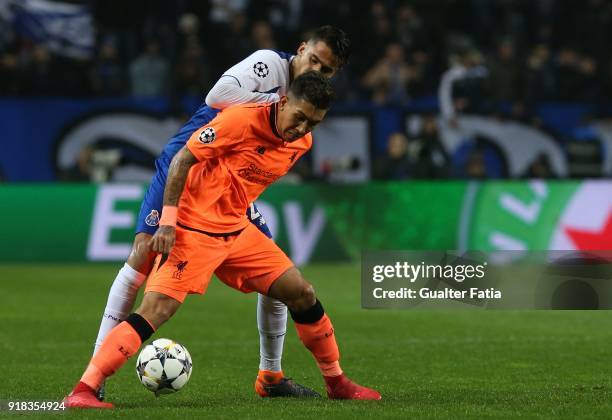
[136,338,193,395]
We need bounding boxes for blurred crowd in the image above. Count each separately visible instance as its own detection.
[2,0,612,104]
[2,0,612,181]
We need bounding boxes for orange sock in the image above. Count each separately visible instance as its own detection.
[257,369,284,384]
[294,314,343,377]
[80,320,151,390]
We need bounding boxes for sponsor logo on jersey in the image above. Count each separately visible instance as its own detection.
[253,61,270,78]
[237,163,280,185]
[256,146,266,154]
[199,127,216,144]
[145,209,160,226]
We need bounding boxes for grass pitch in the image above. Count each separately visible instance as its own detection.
[1,263,612,419]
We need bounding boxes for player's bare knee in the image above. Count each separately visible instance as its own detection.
[155,306,177,325]
[137,292,180,328]
[267,267,316,310]
[127,233,156,274]
[286,283,316,313]
[298,283,317,310]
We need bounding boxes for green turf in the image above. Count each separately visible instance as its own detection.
[1,263,612,419]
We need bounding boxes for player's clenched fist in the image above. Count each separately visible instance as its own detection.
[149,225,176,254]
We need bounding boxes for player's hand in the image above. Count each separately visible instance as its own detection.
[149,225,176,254]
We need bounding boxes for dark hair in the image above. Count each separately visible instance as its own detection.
[309,25,351,67]
[289,70,334,109]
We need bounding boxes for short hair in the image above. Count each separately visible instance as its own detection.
[289,70,334,110]
[308,25,351,68]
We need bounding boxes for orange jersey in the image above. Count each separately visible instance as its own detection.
[181,103,311,233]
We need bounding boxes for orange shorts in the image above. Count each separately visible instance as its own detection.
[145,222,293,303]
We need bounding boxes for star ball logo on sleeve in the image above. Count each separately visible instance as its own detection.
[199,127,216,144]
[253,62,269,78]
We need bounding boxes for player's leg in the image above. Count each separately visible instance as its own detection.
[217,224,319,398]
[267,269,381,400]
[218,224,378,399]
[92,175,165,401]
[93,233,157,354]
[64,291,183,408]
[255,294,292,393]
[65,225,227,408]
[93,102,220,358]
[93,170,167,355]
[246,203,297,397]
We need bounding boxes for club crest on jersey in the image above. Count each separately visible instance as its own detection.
[199,127,216,144]
[253,61,269,78]
[145,209,160,226]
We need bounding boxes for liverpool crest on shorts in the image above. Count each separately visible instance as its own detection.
[145,209,160,226]
[173,260,188,279]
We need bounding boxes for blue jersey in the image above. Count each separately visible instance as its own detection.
[157,106,220,169]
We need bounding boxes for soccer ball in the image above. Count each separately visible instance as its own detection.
[136,338,193,395]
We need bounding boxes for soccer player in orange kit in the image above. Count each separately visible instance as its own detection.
[64,71,381,408]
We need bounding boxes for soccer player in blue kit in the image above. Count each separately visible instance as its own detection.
[92,25,351,400]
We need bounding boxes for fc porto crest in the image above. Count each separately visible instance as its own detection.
[145,209,160,226]
[199,127,216,144]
